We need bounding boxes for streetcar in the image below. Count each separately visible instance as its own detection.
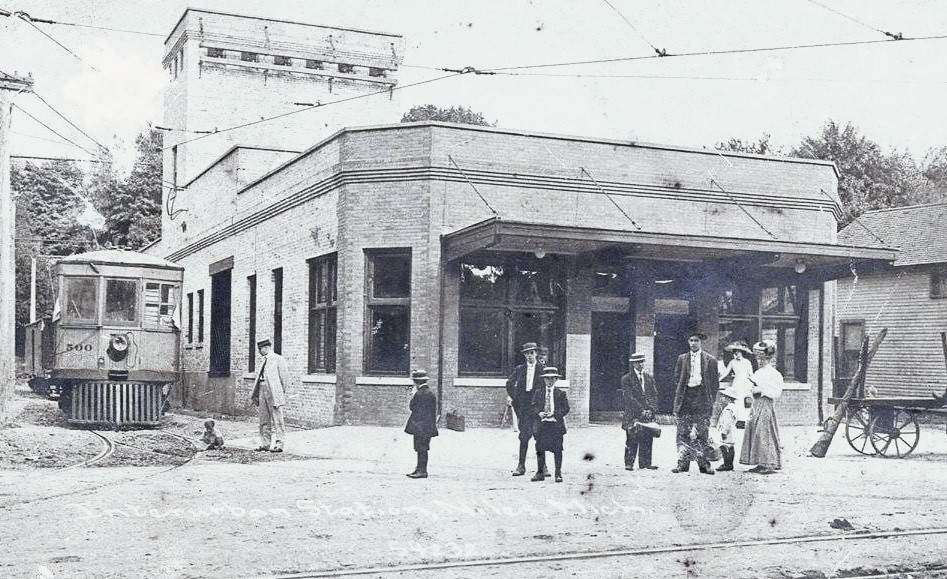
[24,249,183,427]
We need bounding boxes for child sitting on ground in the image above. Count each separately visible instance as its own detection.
[201,419,225,450]
[715,387,739,472]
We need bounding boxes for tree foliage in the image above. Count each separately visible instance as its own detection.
[716,121,946,227]
[401,104,495,126]
[11,129,163,326]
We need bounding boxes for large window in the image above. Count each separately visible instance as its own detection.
[104,279,139,326]
[365,250,411,374]
[248,275,257,372]
[718,283,808,381]
[273,268,283,355]
[63,277,98,324]
[458,254,566,375]
[309,254,338,373]
[143,282,178,330]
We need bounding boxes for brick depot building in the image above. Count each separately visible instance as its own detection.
[146,10,895,428]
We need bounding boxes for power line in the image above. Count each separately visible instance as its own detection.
[31,91,109,152]
[163,72,461,151]
[805,0,903,40]
[482,33,947,73]
[490,70,947,84]
[14,12,99,72]
[48,19,163,37]
[600,0,667,56]
[11,131,75,147]
[11,104,97,157]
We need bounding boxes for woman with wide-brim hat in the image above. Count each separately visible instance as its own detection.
[739,340,783,474]
[720,341,755,422]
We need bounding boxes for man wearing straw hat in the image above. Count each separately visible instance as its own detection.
[506,342,545,476]
[530,366,570,482]
[250,338,291,453]
[619,352,660,471]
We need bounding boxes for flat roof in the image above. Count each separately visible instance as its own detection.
[166,8,404,45]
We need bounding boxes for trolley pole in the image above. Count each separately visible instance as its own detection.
[0,73,34,425]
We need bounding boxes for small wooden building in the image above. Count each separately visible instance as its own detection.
[836,203,947,397]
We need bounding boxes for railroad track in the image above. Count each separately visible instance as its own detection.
[250,526,947,579]
[0,430,200,510]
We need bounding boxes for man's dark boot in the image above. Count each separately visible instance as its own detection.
[512,440,528,476]
[408,451,428,478]
[554,451,563,482]
[531,452,546,481]
[624,446,634,470]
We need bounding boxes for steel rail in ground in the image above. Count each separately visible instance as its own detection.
[250,526,947,579]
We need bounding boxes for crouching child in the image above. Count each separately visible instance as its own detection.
[201,419,224,450]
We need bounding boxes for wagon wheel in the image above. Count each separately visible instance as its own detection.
[869,408,920,458]
[844,406,877,455]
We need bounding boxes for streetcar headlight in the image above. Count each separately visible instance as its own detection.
[110,334,129,352]
[107,334,130,362]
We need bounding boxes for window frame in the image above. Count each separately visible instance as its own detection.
[197,289,205,343]
[931,269,947,299]
[308,254,338,374]
[248,275,257,372]
[457,253,567,376]
[61,276,100,326]
[364,249,412,375]
[142,281,179,332]
[103,277,140,328]
[273,268,283,355]
[186,292,194,343]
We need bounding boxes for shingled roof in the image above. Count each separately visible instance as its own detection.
[838,202,947,266]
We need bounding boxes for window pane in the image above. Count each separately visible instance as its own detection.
[842,322,864,351]
[459,308,506,374]
[460,262,506,301]
[718,286,756,315]
[64,277,98,323]
[105,279,138,324]
[509,263,556,306]
[762,319,800,380]
[368,306,410,373]
[372,254,411,298]
[592,268,625,297]
[762,286,796,315]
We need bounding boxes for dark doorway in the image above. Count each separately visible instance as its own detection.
[590,312,632,415]
[210,269,232,375]
[653,313,694,414]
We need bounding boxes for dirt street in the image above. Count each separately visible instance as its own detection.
[2,386,947,578]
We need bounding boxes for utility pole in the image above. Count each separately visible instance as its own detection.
[0,72,34,426]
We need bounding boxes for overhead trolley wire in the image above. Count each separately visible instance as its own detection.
[163,72,462,151]
[11,103,97,157]
[600,0,668,56]
[805,0,904,40]
[481,34,947,73]
[13,12,99,72]
[32,91,108,152]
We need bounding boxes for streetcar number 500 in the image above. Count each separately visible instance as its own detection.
[66,344,93,352]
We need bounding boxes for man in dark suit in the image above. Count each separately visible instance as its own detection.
[506,342,544,476]
[620,352,659,471]
[672,332,719,475]
[530,366,570,482]
[405,369,438,479]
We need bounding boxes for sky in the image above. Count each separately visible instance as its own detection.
[2,0,947,175]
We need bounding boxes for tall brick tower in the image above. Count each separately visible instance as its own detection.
[160,8,405,200]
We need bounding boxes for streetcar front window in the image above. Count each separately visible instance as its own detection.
[63,277,98,324]
[104,279,139,325]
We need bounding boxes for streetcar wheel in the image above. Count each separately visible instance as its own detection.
[869,409,920,458]
[844,406,877,455]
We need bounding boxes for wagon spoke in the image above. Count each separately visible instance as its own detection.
[845,407,878,455]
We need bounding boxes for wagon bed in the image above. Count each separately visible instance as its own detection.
[828,394,947,458]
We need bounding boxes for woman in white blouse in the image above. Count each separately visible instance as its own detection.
[739,340,783,474]
[720,342,755,423]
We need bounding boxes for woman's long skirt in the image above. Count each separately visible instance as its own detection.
[739,396,781,469]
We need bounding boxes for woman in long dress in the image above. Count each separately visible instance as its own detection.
[740,340,783,474]
[720,342,755,424]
